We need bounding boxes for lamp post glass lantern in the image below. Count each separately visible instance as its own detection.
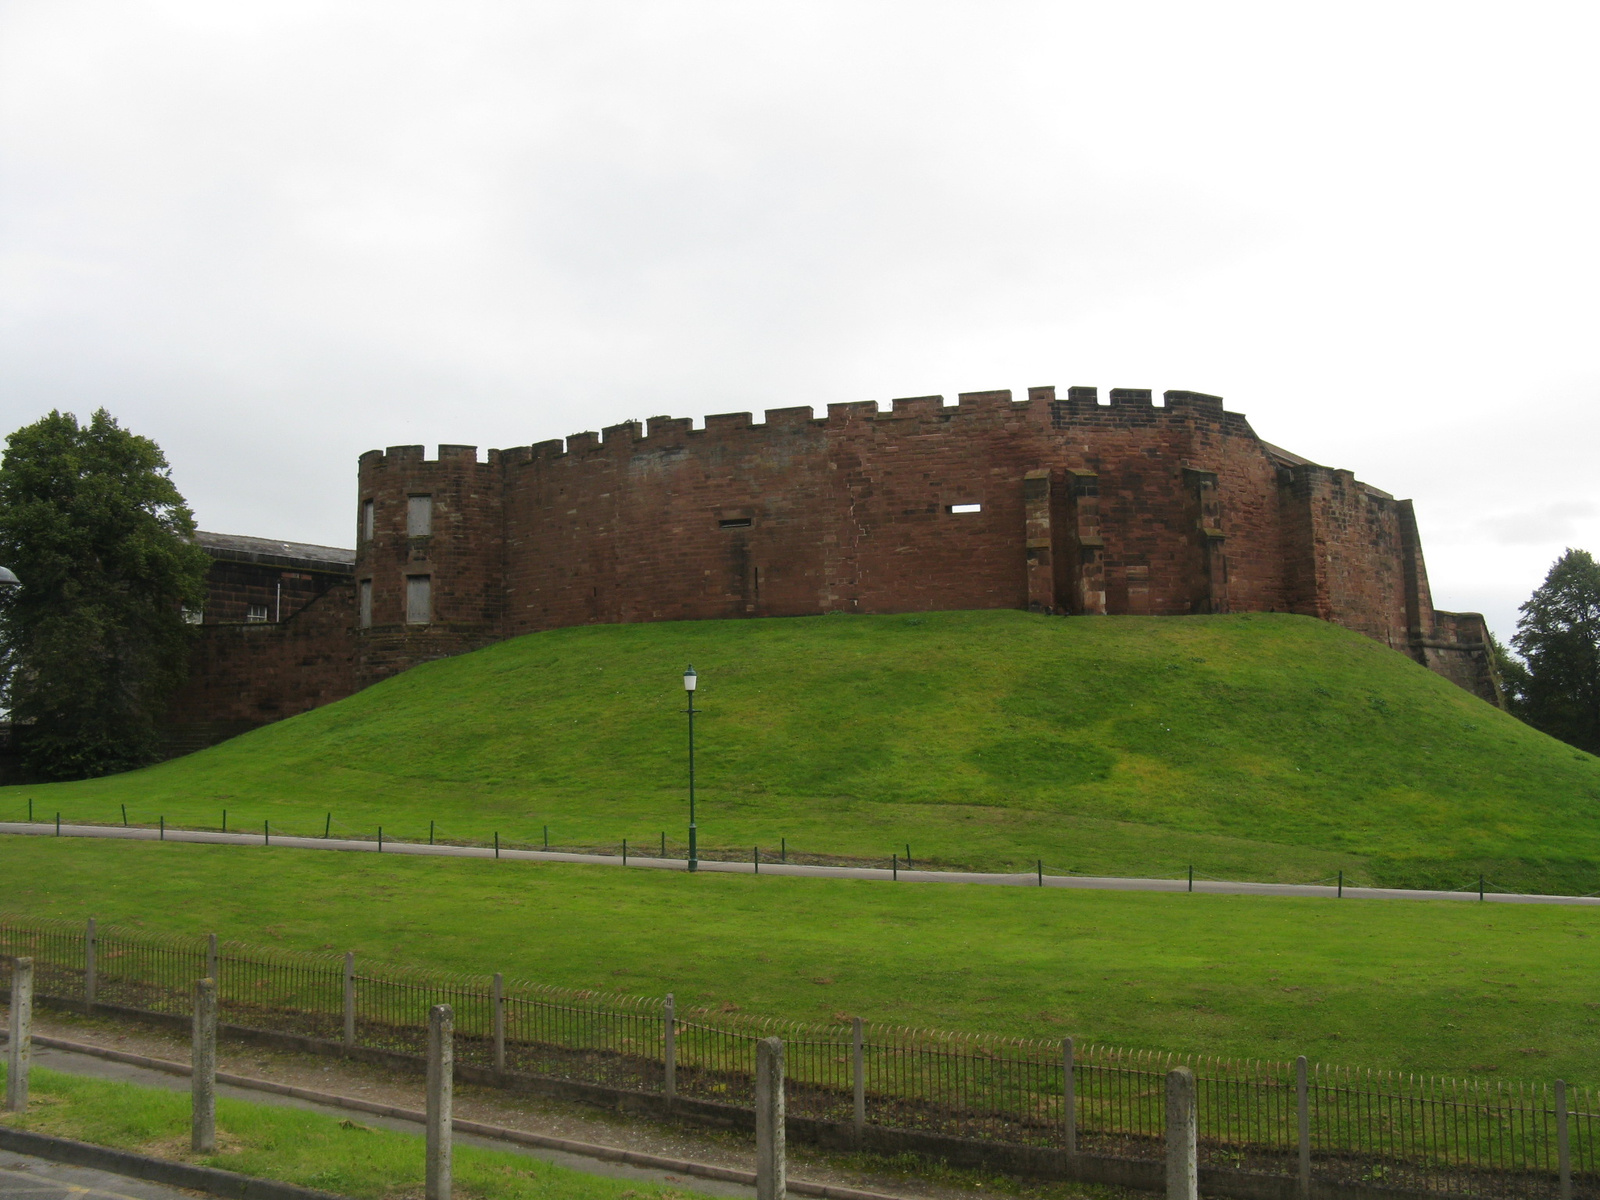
[684,665,698,873]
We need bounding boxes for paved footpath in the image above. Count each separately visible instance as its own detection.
[0,1152,194,1200]
[4,821,1598,907]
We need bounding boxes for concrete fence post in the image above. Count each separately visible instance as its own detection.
[851,1017,865,1138]
[492,973,505,1074]
[1296,1055,1310,1200]
[1166,1066,1197,1200]
[84,918,97,1011]
[5,957,33,1111]
[663,994,676,1099]
[192,978,217,1153]
[1063,1036,1077,1155]
[756,1036,786,1200]
[1557,1079,1572,1200]
[426,1004,454,1200]
[343,951,356,1050]
[206,933,219,987]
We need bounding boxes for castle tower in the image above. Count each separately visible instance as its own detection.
[353,444,504,687]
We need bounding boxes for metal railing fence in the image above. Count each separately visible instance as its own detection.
[1,914,1592,1200]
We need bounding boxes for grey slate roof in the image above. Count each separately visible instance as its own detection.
[194,531,356,573]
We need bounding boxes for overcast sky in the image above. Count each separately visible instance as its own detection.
[2,1,1595,641]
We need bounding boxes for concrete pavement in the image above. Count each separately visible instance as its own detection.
[4,820,1597,906]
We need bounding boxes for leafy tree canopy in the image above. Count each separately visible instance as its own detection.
[0,409,210,778]
[1509,548,1600,756]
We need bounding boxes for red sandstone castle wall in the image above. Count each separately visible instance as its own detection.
[202,562,334,625]
[1424,611,1502,703]
[1275,465,1434,654]
[347,384,1499,704]
[165,583,358,754]
[476,386,1294,633]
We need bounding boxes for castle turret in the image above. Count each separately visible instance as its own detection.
[354,444,503,687]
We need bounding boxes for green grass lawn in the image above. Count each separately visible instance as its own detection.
[3,611,1596,893]
[0,1061,709,1200]
[5,836,1599,1087]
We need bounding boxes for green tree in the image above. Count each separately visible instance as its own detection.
[1489,631,1529,713]
[1510,549,1600,755]
[0,410,210,779]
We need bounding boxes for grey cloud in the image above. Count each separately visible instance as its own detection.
[0,0,1597,588]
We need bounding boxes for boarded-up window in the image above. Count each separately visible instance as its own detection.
[1126,565,1150,615]
[407,495,433,537]
[406,575,431,624]
[361,500,374,542]
[359,580,372,629]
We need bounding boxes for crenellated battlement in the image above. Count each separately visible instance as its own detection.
[360,444,484,467]
[890,394,945,416]
[381,384,1252,469]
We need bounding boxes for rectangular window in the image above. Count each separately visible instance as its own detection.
[361,499,374,542]
[406,575,431,624]
[407,495,433,537]
[719,518,753,529]
[947,503,982,514]
[246,604,269,623]
[182,606,203,626]
[358,580,372,629]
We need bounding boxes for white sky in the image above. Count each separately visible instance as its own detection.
[1,1,1595,642]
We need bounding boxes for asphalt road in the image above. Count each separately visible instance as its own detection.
[5,820,1597,906]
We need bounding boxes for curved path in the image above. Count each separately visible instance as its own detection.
[3,820,1596,907]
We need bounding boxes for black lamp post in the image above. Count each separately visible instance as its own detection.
[684,664,698,873]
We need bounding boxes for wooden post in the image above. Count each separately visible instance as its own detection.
[492,973,505,1073]
[756,1036,786,1200]
[192,978,217,1152]
[1063,1036,1077,1155]
[1166,1066,1197,1200]
[1296,1055,1310,1200]
[426,1004,454,1200]
[663,993,676,1099]
[84,918,97,1011]
[5,957,32,1111]
[1558,1079,1572,1200]
[852,1017,865,1137]
[343,951,356,1050]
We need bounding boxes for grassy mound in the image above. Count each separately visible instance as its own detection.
[5,610,1597,891]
